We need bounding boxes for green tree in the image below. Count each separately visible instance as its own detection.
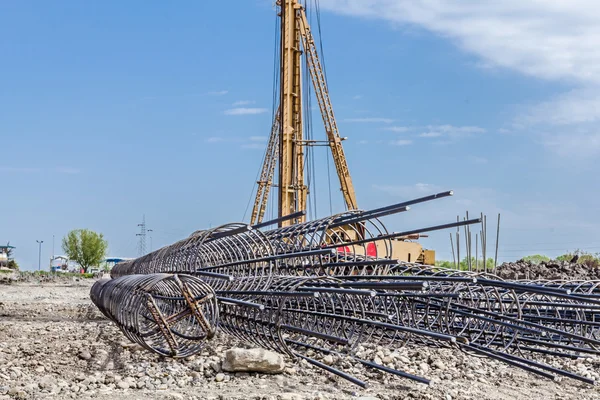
[436,257,495,271]
[5,242,13,259]
[62,229,108,273]
[557,249,600,268]
[4,242,18,270]
[522,254,550,264]
[435,260,455,269]
[7,259,19,270]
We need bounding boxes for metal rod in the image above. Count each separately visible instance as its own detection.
[494,213,500,273]
[252,211,306,229]
[450,232,456,269]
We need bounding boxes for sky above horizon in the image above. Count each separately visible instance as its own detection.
[2,0,599,270]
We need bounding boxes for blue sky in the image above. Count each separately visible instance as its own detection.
[2,1,599,270]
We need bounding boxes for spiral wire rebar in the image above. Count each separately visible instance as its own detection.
[95,190,600,387]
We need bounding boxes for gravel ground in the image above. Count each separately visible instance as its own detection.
[1,279,600,400]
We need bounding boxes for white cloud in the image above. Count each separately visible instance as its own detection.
[344,117,394,123]
[390,139,412,146]
[418,125,485,140]
[419,131,443,138]
[233,100,255,106]
[205,137,225,143]
[520,88,600,126]
[542,131,600,157]
[384,126,411,132]
[224,107,268,115]
[319,1,600,84]
[319,1,600,156]
[249,136,267,142]
[208,90,228,96]
[352,95,362,100]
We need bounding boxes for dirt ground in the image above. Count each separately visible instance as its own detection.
[1,279,599,400]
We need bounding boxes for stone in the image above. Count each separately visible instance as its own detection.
[78,351,92,360]
[433,360,446,370]
[209,360,221,373]
[39,375,56,390]
[117,381,130,390]
[279,394,303,400]
[398,355,411,364]
[215,373,225,382]
[419,362,430,373]
[323,355,334,366]
[221,348,285,374]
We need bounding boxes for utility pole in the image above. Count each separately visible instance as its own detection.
[147,229,153,253]
[36,240,43,271]
[136,215,149,256]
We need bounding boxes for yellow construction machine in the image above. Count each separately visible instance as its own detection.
[249,0,434,265]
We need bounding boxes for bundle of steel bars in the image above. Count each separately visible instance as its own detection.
[91,190,600,387]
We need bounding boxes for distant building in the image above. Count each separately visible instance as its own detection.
[99,257,133,272]
[49,256,133,273]
[50,255,70,272]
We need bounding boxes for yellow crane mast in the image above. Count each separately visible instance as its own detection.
[278,0,307,226]
[249,0,435,263]
[251,0,357,227]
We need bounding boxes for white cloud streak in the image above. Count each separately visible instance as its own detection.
[233,100,255,106]
[224,107,268,115]
[249,136,267,142]
[207,90,228,96]
[384,126,411,132]
[390,139,413,146]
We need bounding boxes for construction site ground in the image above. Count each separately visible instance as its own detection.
[1,278,599,400]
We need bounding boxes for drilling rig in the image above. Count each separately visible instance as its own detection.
[250,0,434,264]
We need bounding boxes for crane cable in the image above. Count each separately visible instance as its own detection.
[312,0,334,214]
[304,0,318,221]
[242,7,281,223]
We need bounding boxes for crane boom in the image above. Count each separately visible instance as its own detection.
[250,109,280,226]
[251,0,357,225]
[297,8,358,211]
[249,0,435,265]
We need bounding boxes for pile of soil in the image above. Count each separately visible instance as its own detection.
[495,260,600,281]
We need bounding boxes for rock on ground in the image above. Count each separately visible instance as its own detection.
[221,348,285,373]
